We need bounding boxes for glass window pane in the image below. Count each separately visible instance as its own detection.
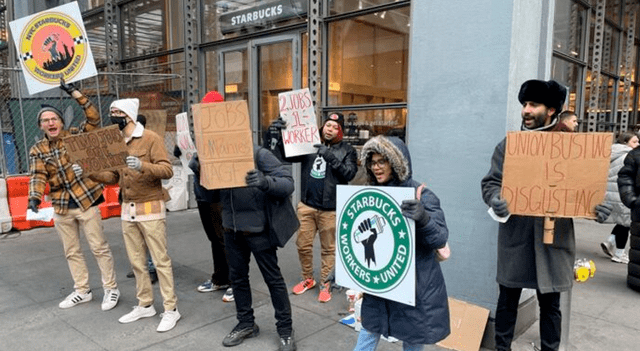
[585,73,616,131]
[122,0,184,59]
[553,0,586,59]
[552,57,582,113]
[329,0,400,15]
[606,0,622,25]
[223,50,249,102]
[77,0,105,12]
[259,41,293,142]
[201,0,307,42]
[84,12,108,67]
[602,24,620,73]
[338,108,407,145]
[328,6,410,106]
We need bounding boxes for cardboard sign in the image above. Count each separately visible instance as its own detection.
[175,112,196,175]
[335,185,416,306]
[192,100,254,189]
[63,125,128,173]
[437,298,490,351]
[278,88,321,157]
[502,132,612,218]
[139,109,167,137]
[9,2,98,95]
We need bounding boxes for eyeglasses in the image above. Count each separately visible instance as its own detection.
[40,117,59,124]
[369,158,388,168]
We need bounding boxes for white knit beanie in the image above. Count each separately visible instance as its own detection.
[110,98,139,122]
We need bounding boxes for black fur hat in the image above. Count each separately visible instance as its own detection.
[518,79,567,113]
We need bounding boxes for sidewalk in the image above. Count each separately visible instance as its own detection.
[0,210,638,350]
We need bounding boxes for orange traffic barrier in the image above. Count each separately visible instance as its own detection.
[6,176,54,231]
[99,184,121,219]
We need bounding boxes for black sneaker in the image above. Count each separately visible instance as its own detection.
[222,324,259,347]
[279,332,296,351]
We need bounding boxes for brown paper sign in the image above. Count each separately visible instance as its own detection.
[139,109,167,137]
[192,100,254,189]
[501,131,612,219]
[63,124,128,173]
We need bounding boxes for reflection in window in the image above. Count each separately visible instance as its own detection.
[328,6,410,106]
[329,0,402,15]
[337,108,407,145]
[553,0,585,59]
[84,12,108,67]
[121,0,183,59]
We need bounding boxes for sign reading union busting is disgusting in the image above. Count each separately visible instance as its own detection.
[192,100,254,189]
[63,124,128,173]
[501,131,612,219]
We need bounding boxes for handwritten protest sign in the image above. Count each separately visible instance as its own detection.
[175,112,196,175]
[63,125,128,173]
[192,100,254,189]
[335,185,416,306]
[9,2,98,95]
[139,109,167,137]
[278,88,321,157]
[502,132,612,219]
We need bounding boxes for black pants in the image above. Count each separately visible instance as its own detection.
[495,285,561,351]
[224,229,292,337]
[611,224,630,249]
[197,201,229,285]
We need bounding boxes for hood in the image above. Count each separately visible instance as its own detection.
[360,136,412,185]
[110,98,140,121]
[611,143,632,162]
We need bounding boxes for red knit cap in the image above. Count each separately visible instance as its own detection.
[201,90,224,103]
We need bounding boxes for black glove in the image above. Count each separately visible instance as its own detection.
[59,78,77,96]
[246,169,269,191]
[188,153,200,175]
[270,117,287,130]
[173,145,182,158]
[314,144,338,164]
[490,195,510,217]
[595,203,613,223]
[401,199,430,228]
[28,199,41,213]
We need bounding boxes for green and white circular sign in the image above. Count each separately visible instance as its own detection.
[337,187,413,293]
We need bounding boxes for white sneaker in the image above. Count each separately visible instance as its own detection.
[101,288,120,311]
[612,252,630,264]
[59,290,92,309]
[118,305,157,324]
[157,309,181,332]
[222,287,234,302]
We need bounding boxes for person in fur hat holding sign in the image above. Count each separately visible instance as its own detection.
[87,98,180,332]
[481,79,613,351]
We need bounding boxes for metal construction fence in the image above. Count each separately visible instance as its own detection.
[0,68,185,177]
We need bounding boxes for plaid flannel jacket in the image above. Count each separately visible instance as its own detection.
[28,92,104,215]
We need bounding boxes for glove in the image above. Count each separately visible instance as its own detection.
[72,163,83,178]
[270,117,287,130]
[401,199,430,228]
[173,145,182,158]
[314,144,338,164]
[245,169,269,191]
[126,156,142,171]
[595,202,613,223]
[28,198,41,213]
[59,78,77,96]
[490,195,510,218]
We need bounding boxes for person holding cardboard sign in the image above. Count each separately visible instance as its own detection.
[481,79,612,351]
[88,98,180,333]
[28,79,120,312]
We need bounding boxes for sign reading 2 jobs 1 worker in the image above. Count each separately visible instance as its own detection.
[335,185,416,306]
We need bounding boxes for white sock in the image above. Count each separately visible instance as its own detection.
[615,248,625,257]
[608,234,616,245]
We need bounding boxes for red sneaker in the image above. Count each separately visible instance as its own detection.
[292,278,316,295]
[318,282,331,303]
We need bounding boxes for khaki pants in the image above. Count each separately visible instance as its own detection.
[122,219,177,311]
[296,202,336,282]
[54,206,117,293]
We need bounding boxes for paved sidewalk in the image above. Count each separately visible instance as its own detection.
[0,210,638,350]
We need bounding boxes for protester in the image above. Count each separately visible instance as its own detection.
[353,135,450,351]
[481,79,612,351]
[271,112,358,302]
[190,144,296,350]
[89,98,180,332]
[601,132,639,264]
[551,110,578,132]
[28,80,120,311]
[617,135,640,291]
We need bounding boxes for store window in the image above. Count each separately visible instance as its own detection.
[551,57,582,113]
[339,108,407,145]
[327,6,410,107]
[201,0,307,42]
[84,12,107,67]
[329,0,405,15]
[121,0,184,59]
[77,0,105,12]
[553,1,587,59]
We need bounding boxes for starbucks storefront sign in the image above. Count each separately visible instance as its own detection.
[335,185,416,306]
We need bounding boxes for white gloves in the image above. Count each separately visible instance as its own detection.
[72,164,83,178]
[126,156,142,171]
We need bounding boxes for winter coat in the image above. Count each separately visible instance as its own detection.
[604,143,632,226]
[220,145,294,233]
[358,136,450,345]
[617,147,640,222]
[481,135,576,294]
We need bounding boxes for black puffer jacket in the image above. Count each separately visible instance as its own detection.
[617,146,640,221]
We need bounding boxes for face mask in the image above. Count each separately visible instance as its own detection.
[110,117,128,130]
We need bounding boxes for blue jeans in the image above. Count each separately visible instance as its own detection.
[353,328,424,351]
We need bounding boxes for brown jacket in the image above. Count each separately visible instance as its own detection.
[92,127,172,203]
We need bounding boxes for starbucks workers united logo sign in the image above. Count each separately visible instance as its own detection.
[337,187,413,293]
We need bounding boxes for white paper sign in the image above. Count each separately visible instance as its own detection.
[175,112,196,175]
[163,165,189,211]
[278,88,321,157]
[26,207,54,222]
[9,2,98,95]
[335,185,416,306]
